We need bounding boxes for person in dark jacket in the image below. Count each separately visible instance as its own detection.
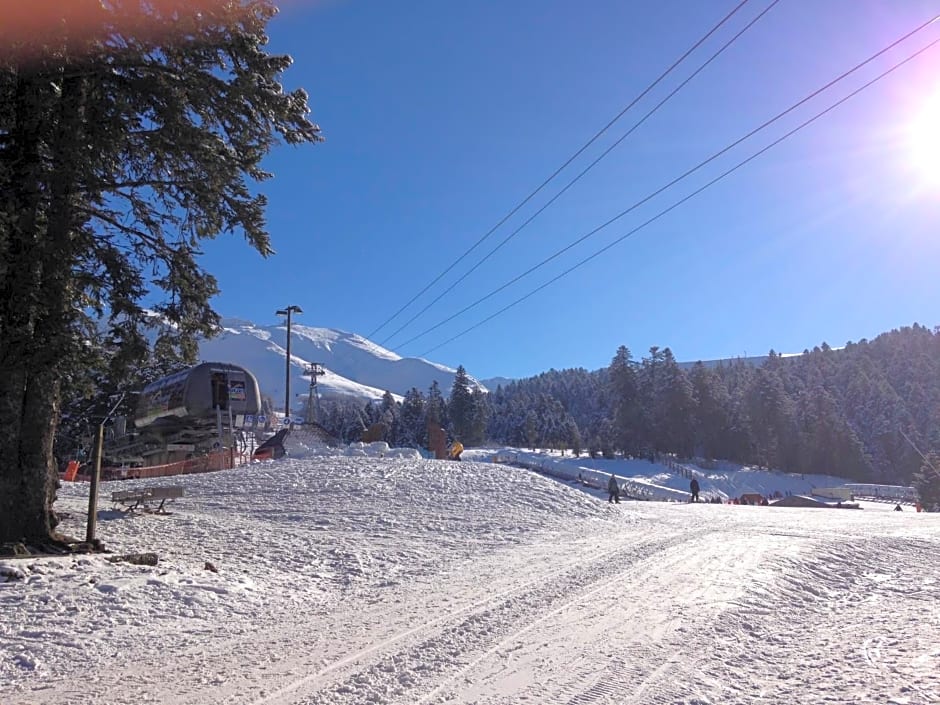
[608,474,620,504]
[689,477,700,503]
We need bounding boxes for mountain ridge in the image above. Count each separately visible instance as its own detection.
[198,318,485,413]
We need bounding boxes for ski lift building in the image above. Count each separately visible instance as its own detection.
[124,362,262,467]
[135,362,261,430]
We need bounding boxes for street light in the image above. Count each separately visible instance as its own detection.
[276,305,303,419]
[86,392,129,545]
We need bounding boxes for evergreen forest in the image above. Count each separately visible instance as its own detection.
[319,324,940,504]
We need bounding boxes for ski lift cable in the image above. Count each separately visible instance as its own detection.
[417,34,940,358]
[394,15,940,352]
[899,429,940,479]
[380,0,781,348]
[365,0,755,340]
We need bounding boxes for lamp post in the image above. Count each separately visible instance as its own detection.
[276,305,303,419]
[86,392,127,545]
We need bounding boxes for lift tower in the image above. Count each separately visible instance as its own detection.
[304,363,325,424]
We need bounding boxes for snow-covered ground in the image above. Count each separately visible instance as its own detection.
[2,450,939,705]
[474,448,870,503]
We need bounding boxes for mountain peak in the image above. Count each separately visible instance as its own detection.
[204,318,486,412]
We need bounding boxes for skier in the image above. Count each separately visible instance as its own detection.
[689,477,700,503]
[894,503,903,512]
[608,474,620,504]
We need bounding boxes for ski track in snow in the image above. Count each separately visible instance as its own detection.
[1,455,939,705]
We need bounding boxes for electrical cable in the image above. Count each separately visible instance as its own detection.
[416,33,940,357]
[366,0,754,340]
[391,14,940,352]
[379,0,780,346]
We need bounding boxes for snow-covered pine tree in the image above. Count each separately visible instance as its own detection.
[399,388,426,448]
[342,403,367,443]
[566,418,582,457]
[379,391,401,445]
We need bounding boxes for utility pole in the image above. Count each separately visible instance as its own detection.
[276,305,303,419]
[86,392,127,545]
[304,363,325,424]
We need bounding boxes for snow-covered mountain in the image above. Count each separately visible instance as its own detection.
[197,318,485,412]
[480,376,516,390]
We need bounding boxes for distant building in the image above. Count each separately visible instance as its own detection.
[813,487,854,501]
[843,484,917,502]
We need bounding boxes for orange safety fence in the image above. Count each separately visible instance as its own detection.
[63,460,81,482]
[64,449,236,482]
[127,450,234,479]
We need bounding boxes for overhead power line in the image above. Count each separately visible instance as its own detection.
[392,13,940,353]
[380,0,780,347]
[417,33,940,358]
[366,0,754,340]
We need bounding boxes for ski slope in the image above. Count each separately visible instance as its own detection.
[2,452,939,705]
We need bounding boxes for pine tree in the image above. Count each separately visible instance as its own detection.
[469,388,489,446]
[320,401,344,441]
[566,419,583,457]
[524,411,538,450]
[425,380,448,435]
[0,1,323,545]
[448,365,476,444]
[342,404,366,443]
[744,365,794,470]
[658,349,695,458]
[379,391,400,445]
[689,362,732,460]
[608,346,643,456]
[638,346,667,453]
[399,388,426,448]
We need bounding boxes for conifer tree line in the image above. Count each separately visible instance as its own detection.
[322,326,940,505]
[320,367,490,449]
[493,324,940,502]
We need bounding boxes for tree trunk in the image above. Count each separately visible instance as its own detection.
[0,71,85,546]
[0,73,50,545]
[0,371,61,543]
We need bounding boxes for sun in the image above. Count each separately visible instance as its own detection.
[907,91,940,187]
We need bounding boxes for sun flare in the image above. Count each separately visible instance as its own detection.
[907,91,940,187]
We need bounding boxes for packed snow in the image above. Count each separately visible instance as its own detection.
[2,449,939,705]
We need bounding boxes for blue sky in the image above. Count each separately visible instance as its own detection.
[199,0,940,380]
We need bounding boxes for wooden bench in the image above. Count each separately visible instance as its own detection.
[111,485,184,514]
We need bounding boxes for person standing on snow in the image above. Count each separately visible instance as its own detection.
[690,477,700,503]
[608,474,620,504]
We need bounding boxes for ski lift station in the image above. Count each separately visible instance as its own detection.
[111,362,263,469]
[135,362,262,429]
